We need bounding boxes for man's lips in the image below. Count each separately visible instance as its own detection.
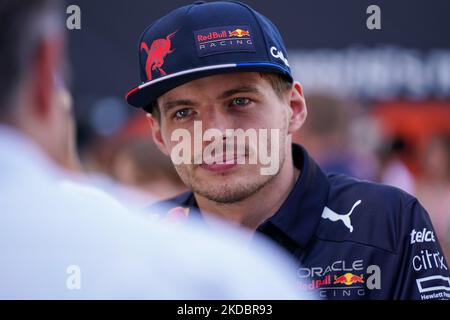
[199,162,238,172]
[199,154,246,172]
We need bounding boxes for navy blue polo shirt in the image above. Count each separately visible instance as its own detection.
[152,144,450,300]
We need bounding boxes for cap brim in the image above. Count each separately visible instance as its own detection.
[125,62,292,111]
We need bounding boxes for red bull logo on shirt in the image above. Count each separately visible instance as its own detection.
[165,207,190,223]
[297,261,382,298]
[333,273,364,286]
[298,275,332,290]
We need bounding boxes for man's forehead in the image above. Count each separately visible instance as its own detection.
[158,72,266,102]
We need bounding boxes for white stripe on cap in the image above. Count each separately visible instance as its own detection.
[138,63,237,89]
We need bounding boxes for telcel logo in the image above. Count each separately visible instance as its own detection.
[410,228,435,244]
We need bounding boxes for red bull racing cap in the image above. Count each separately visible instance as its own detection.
[125,0,293,112]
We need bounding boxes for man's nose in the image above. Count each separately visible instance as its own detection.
[199,108,237,151]
[201,108,234,135]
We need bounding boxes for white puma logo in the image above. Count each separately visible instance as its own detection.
[321,200,362,233]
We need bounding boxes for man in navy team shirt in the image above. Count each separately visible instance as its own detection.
[126,1,450,299]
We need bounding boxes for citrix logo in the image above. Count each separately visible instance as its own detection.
[412,249,448,272]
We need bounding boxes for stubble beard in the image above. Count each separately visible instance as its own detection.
[175,136,288,204]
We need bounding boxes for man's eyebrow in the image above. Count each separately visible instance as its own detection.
[217,85,262,100]
[161,99,196,114]
[160,85,261,113]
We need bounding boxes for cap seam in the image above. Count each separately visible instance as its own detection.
[228,1,271,63]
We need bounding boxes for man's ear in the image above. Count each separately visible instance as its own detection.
[287,81,307,135]
[32,35,63,119]
[146,113,170,156]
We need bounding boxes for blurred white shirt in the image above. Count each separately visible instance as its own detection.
[0,125,305,299]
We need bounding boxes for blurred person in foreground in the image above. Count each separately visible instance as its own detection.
[110,115,188,201]
[0,0,305,299]
[126,0,450,299]
[79,115,187,209]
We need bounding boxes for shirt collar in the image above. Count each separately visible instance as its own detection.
[258,144,330,249]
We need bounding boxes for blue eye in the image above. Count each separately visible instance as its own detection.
[174,108,193,119]
[232,98,251,107]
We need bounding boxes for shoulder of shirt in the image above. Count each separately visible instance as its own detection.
[315,172,423,254]
[327,172,416,205]
[59,180,127,211]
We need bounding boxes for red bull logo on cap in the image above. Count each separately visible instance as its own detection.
[140,30,178,81]
[333,273,364,286]
[228,28,250,37]
[194,25,255,57]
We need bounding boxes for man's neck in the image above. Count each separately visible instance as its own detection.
[195,153,300,231]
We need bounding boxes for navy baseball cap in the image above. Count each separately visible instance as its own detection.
[125,0,293,111]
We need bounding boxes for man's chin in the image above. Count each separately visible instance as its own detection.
[195,162,264,177]
[194,186,258,204]
[190,175,275,204]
